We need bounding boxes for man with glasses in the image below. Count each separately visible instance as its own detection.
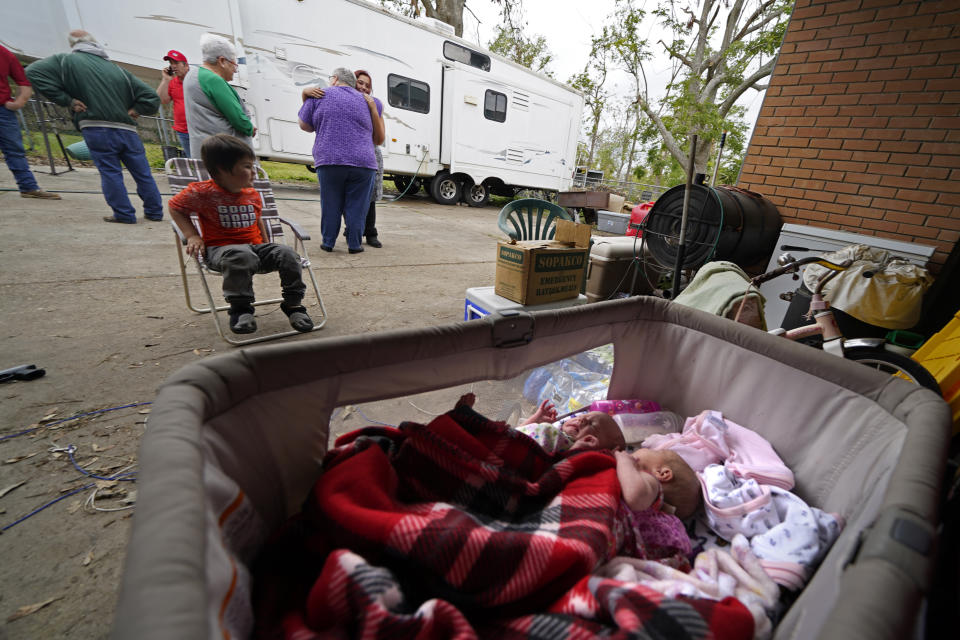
[182,34,256,158]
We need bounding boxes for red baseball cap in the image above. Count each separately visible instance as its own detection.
[163,50,187,63]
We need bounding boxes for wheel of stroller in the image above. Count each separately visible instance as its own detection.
[844,346,941,393]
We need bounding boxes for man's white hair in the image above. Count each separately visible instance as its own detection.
[68,30,97,47]
[331,67,356,88]
[200,33,237,64]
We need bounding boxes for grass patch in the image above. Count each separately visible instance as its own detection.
[22,132,319,184]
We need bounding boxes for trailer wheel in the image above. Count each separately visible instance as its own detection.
[464,182,489,208]
[430,172,461,205]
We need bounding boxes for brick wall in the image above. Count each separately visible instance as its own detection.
[738,0,960,269]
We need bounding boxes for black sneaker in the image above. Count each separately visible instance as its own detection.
[228,306,257,334]
[366,237,382,248]
[281,304,314,332]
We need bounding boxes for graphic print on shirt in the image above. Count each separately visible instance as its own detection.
[217,203,257,229]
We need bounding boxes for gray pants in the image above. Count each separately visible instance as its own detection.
[205,243,305,307]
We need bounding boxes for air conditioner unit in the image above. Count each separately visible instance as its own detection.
[417,16,456,36]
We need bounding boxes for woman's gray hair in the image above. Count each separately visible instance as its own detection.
[68,30,97,47]
[331,67,356,88]
[200,33,237,64]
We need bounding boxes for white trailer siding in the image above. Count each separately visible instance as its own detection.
[2,0,583,196]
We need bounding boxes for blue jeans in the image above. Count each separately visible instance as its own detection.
[81,126,163,222]
[176,131,190,154]
[316,165,376,250]
[0,106,40,192]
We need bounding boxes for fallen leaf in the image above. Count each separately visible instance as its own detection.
[82,549,94,566]
[138,408,151,415]
[0,481,26,498]
[91,443,114,453]
[6,597,60,622]
[192,348,213,356]
[4,452,39,464]
[95,480,118,490]
[128,362,144,368]
[341,405,357,419]
[67,500,83,514]
[39,411,60,423]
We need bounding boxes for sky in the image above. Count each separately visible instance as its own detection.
[458,0,768,138]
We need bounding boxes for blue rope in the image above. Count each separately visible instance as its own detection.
[0,462,137,532]
[66,445,138,482]
[0,401,152,442]
[355,407,395,427]
[1,483,94,532]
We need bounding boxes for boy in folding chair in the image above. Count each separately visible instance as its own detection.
[168,134,314,334]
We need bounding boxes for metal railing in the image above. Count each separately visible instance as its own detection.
[17,98,181,175]
[569,173,671,204]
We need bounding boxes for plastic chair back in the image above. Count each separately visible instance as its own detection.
[497,198,573,241]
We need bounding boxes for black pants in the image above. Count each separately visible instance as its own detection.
[364,201,377,239]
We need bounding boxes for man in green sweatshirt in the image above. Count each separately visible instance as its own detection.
[182,34,256,159]
[26,30,163,224]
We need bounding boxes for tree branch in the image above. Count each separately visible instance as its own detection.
[636,97,685,167]
[719,58,776,115]
[733,0,777,42]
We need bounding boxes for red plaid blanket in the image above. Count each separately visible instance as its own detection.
[253,405,753,639]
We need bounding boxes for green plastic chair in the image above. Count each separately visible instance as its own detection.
[497,198,574,241]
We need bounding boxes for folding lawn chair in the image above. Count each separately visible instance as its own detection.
[165,157,327,346]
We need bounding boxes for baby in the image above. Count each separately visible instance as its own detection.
[516,401,627,454]
[613,447,702,567]
[457,394,625,454]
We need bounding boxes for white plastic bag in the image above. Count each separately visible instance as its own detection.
[802,244,932,329]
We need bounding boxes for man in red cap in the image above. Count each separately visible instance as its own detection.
[157,50,190,153]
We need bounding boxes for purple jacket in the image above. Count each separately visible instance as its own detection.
[298,86,380,170]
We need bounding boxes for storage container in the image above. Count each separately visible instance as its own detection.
[596,210,631,235]
[584,236,653,303]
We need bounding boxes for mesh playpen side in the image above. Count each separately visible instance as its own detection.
[112,296,950,639]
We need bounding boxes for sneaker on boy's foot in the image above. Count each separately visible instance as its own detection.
[21,190,61,200]
[228,306,257,334]
[281,304,314,333]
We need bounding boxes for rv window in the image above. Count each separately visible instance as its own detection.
[443,41,491,72]
[484,90,507,123]
[387,74,430,114]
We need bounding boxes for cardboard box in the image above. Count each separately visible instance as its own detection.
[495,219,592,305]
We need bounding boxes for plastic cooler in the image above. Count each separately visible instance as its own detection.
[464,286,588,320]
[584,236,653,303]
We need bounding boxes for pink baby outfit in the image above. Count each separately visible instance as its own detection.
[643,410,795,489]
[614,483,692,571]
[645,410,843,590]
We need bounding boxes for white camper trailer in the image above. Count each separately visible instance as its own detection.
[1,0,584,206]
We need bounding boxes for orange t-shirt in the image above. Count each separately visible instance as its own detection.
[168,180,263,247]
